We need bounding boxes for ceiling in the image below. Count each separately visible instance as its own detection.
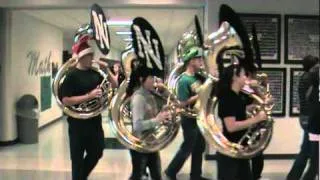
[20,7,204,55]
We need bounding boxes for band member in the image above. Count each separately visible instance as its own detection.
[301,56,319,180]
[239,90,265,180]
[111,62,125,86]
[287,55,319,180]
[216,62,267,180]
[126,65,171,180]
[60,34,117,180]
[165,46,209,180]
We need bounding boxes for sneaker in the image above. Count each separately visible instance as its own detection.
[164,170,177,180]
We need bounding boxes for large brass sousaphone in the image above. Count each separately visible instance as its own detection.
[52,4,114,119]
[197,4,274,158]
[109,17,180,153]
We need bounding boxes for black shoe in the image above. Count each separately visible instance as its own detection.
[164,170,177,180]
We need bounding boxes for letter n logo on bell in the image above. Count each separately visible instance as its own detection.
[133,25,163,70]
[92,11,110,53]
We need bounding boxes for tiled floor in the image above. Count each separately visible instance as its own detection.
[0,117,296,180]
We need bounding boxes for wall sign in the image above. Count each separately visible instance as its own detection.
[41,76,51,111]
[27,50,52,76]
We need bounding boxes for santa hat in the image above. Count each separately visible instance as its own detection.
[72,35,94,59]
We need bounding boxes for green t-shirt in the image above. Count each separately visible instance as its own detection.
[177,73,202,105]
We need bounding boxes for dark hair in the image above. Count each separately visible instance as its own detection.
[110,63,119,74]
[216,64,244,98]
[110,63,125,85]
[126,65,153,96]
[302,55,319,72]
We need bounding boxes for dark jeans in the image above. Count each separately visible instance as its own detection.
[68,123,104,180]
[166,117,206,178]
[252,153,264,180]
[129,149,162,180]
[302,140,319,180]
[287,131,311,180]
[217,152,253,180]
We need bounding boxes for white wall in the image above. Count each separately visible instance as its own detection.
[0,8,16,142]
[204,0,319,155]
[98,47,121,61]
[63,38,73,52]
[10,11,63,128]
[0,10,64,142]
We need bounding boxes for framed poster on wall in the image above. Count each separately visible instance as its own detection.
[285,15,319,64]
[289,68,304,116]
[239,13,281,64]
[41,76,52,111]
[258,68,286,116]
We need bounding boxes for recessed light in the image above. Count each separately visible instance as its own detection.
[124,38,133,42]
[116,31,132,35]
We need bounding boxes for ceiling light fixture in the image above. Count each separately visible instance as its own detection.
[124,38,133,42]
[116,31,132,35]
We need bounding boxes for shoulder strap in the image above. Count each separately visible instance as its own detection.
[305,86,313,100]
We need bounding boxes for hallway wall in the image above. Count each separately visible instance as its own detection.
[10,11,64,127]
[0,10,64,142]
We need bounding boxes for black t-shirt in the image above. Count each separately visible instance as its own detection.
[61,68,103,126]
[308,64,320,134]
[218,89,248,142]
[298,72,312,115]
[118,73,125,85]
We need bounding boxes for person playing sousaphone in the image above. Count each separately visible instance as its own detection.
[165,44,209,180]
[165,15,209,180]
[58,4,117,180]
[125,17,173,180]
[126,64,172,180]
[213,5,268,180]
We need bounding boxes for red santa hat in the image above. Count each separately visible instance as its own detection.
[72,35,94,59]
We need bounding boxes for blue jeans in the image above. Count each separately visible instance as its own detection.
[302,140,319,180]
[165,117,206,178]
[287,131,311,180]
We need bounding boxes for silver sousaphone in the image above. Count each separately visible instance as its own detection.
[197,4,274,158]
[109,17,181,153]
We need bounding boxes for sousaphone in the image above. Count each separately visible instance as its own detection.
[167,16,209,117]
[109,17,180,153]
[197,4,274,158]
[52,4,113,119]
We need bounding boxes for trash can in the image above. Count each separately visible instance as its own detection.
[16,94,39,144]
